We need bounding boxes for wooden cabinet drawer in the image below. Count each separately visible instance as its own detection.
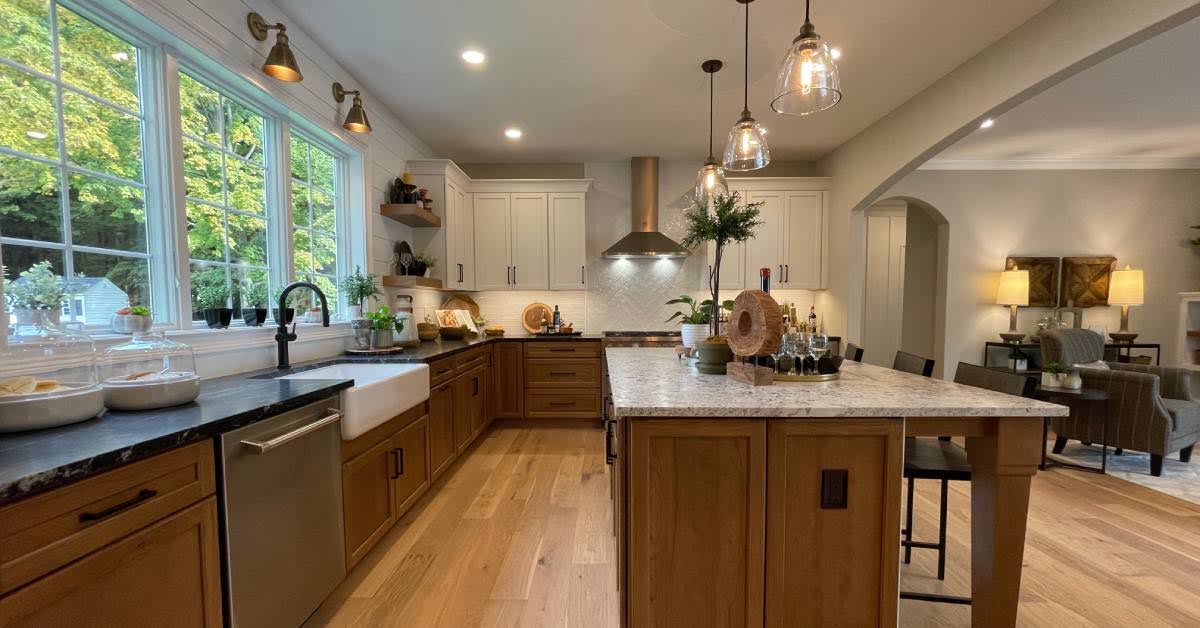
[429,356,456,386]
[524,341,600,358]
[0,440,216,595]
[525,359,600,388]
[525,390,601,418]
[454,347,489,373]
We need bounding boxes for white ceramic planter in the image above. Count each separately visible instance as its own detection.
[347,305,362,320]
[111,314,153,334]
[680,324,709,348]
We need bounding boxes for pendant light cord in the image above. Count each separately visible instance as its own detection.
[742,1,750,116]
[805,0,811,22]
[708,70,715,158]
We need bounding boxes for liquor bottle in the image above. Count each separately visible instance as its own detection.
[759,267,771,293]
[808,305,818,331]
[552,305,561,333]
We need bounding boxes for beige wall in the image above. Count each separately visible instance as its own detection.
[885,169,1200,377]
[816,0,1200,341]
[901,204,941,361]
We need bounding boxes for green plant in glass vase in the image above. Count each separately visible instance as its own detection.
[679,192,763,336]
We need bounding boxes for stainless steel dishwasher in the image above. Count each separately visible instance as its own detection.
[219,398,345,628]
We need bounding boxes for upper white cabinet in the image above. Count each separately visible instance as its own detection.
[714,179,830,291]
[548,193,587,290]
[472,193,512,290]
[473,192,551,290]
[510,193,549,289]
[408,160,476,290]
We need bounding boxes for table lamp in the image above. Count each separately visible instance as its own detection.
[996,268,1029,343]
[1108,265,1143,343]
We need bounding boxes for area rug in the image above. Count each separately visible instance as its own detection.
[1050,441,1200,506]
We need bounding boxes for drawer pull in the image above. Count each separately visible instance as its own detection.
[549,401,577,407]
[550,371,577,376]
[79,488,158,523]
[548,348,574,353]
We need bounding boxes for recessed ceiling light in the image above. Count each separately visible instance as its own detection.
[979,118,995,129]
[25,130,47,139]
[504,127,523,140]
[461,49,486,65]
[111,51,129,62]
[830,48,842,60]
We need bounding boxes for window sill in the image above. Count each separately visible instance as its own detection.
[85,321,353,355]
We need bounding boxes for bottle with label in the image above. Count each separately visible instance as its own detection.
[552,305,561,333]
[808,306,818,332]
[759,267,771,293]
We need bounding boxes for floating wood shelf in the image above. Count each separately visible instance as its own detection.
[1188,330,1200,338]
[380,203,441,228]
[382,275,444,290]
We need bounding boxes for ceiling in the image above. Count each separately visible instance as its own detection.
[277,0,1052,163]
[925,14,1200,169]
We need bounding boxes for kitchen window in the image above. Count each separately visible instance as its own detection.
[0,0,155,326]
[289,132,341,315]
[180,71,272,321]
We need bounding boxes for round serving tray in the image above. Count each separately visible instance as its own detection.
[774,372,840,382]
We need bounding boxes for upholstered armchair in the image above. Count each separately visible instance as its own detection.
[1040,328,1199,476]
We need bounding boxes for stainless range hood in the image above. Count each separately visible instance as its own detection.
[602,156,690,259]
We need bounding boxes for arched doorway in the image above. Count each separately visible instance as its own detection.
[859,196,949,376]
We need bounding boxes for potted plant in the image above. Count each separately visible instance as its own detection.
[111,304,153,334]
[240,282,269,327]
[6,261,68,327]
[196,284,232,329]
[666,294,734,348]
[411,254,437,278]
[679,192,762,373]
[363,305,404,349]
[1041,362,1069,388]
[342,266,379,319]
[271,287,296,325]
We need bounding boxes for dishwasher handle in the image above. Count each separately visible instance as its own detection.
[240,409,342,454]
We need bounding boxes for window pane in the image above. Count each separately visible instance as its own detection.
[63,91,142,182]
[1,244,65,311]
[311,274,338,315]
[226,158,264,214]
[224,99,262,163]
[228,213,266,266]
[289,139,307,181]
[310,148,334,192]
[311,188,334,233]
[312,230,337,276]
[0,0,52,74]
[186,201,224,262]
[291,185,310,228]
[72,250,148,323]
[234,267,269,311]
[56,5,138,111]
[179,73,220,145]
[0,154,61,242]
[0,64,57,159]
[292,228,312,274]
[68,172,145,252]
[182,138,222,202]
[189,261,227,318]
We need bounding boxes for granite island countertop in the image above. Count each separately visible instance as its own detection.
[606,347,1070,418]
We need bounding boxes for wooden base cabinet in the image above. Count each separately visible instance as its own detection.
[429,380,457,480]
[620,418,903,628]
[493,341,525,418]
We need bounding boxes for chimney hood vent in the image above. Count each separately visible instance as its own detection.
[602,157,690,259]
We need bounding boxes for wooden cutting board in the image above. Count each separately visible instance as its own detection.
[521,302,552,334]
[442,294,480,320]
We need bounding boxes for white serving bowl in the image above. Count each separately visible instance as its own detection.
[0,385,105,432]
[103,372,201,411]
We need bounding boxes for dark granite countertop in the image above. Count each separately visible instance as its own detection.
[0,333,601,506]
[0,375,352,506]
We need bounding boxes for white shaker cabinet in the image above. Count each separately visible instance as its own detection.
[781,191,825,289]
[717,179,830,291]
[472,193,512,290]
[549,193,587,290]
[743,191,786,288]
[510,193,549,290]
[471,192,551,290]
[705,188,747,291]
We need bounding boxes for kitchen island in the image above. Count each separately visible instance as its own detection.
[604,348,1068,628]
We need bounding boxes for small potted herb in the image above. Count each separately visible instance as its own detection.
[363,305,404,349]
[240,282,269,327]
[111,304,153,334]
[197,284,232,329]
[342,266,379,319]
[6,261,68,327]
[665,294,734,348]
[411,254,437,278]
[1041,362,1068,389]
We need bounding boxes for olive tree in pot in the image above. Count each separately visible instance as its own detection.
[679,192,762,371]
[342,266,380,319]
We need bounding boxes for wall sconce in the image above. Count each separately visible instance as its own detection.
[332,82,372,134]
[247,12,303,82]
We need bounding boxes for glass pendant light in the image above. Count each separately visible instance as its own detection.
[723,0,770,171]
[695,59,729,206]
[770,0,841,115]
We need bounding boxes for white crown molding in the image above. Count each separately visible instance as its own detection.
[725,176,832,191]
[470,178,593,193]
[919,157,1200,171]
[406,159,472,187]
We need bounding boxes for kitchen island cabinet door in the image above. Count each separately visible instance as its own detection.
[429,381,456,480]
[392,416,430,516]
[0,497,222,628]
[627,419,766,628]
[765,419,903,628]
[493,342,525,418]
[341,437,399,570]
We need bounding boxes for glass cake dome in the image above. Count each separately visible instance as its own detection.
[0,309,104,432]
[100,332,200,411]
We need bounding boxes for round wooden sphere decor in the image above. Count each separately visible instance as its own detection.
[726,290,784,357]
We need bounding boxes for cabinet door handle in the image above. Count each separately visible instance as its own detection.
[79,488,158,523]
[604,421,614,465]
[472,377,479,396]
[581,265,586,284]
[784,264,789,283]
[391,448,404,478]
[512,266,517,285]
[457,263,464,283]
[778,265,783,280]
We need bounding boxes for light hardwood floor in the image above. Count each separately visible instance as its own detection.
[307,424,1200,627]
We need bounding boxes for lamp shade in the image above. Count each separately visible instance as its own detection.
[1109,266,1144,306]
[996,269,1029,306]
[263,32,303,82]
